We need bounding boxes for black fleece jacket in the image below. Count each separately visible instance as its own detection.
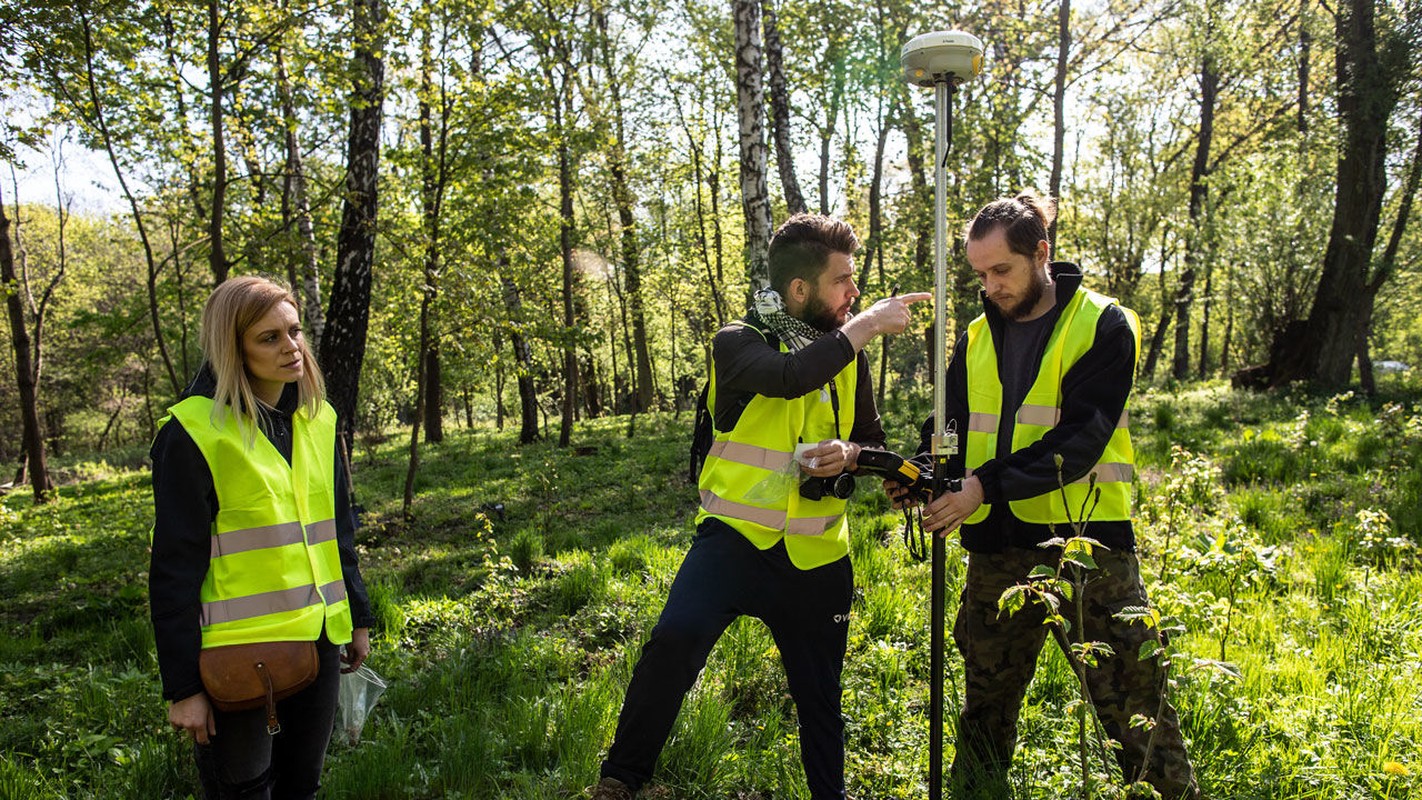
[913,262,1137,553]
[149,366,376,702]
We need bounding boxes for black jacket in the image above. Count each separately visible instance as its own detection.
[913,263,1137,553]
[149,365,375,702]
[712,323,886,449]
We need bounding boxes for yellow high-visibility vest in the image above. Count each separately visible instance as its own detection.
[963,289,1141,526]
[695,322,857,570]
[166,396,353,648]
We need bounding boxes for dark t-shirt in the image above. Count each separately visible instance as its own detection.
[996,313,1056,459]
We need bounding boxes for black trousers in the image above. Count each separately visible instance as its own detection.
[601,518,853,799]
[194,637,341,800]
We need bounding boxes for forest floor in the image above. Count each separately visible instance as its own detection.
[2,379,1422,799]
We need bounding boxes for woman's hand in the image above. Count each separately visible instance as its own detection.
[169,693,216,744]
[342,627,371,674]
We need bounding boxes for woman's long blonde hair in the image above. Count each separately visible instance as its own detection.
[199,276,325,445]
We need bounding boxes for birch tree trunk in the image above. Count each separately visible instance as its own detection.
[733,0,773,293]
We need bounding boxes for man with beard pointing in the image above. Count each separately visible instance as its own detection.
[591,214,928,800]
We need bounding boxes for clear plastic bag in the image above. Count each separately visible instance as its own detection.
[337,664,387,745]
[742,443,817,504]
[742,462,799,504]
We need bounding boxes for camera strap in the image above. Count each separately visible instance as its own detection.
[827,379,842,440]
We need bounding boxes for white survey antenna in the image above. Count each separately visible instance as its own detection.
[901,31,984,87]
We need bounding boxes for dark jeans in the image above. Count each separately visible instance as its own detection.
[194,637,341,800]
[601,518,853,800]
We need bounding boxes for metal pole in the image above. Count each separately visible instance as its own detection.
[928,74,953,800]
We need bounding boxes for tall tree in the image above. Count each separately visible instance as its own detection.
[733,0,772,292]
[593,4,656,413]
[1173,0,1218,381]
[0,182,51,502]
[322,0,387,447]
[206,0,229,284]
[1259,0,1414,388]
[274,39,326,352]
[1049,0,1070,250]
[537,0,583,447]
[416,6,452,445]
[762,0,806,215]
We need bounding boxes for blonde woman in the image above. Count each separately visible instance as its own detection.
[150,276,373,799]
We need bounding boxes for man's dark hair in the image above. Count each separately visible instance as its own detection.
[767,214,860,297]
[963,192,1058,258]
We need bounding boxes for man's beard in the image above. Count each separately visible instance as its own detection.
[800,291,843,332]
[997,268,1049,321]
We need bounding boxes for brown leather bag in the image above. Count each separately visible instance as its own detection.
[199,641,320,734]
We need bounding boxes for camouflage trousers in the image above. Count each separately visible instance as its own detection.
[950,547,1200,800]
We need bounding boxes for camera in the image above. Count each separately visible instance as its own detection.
[799,472,856,501]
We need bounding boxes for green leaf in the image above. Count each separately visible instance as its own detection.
[1190,658,1242,681]
[998,585,1027,617]
[1115,606,1161,629]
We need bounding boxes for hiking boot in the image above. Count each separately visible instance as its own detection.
[588,776,634,800]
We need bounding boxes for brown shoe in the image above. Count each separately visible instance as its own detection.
[588,776,634,800]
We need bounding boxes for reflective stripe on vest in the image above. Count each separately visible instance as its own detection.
[167,396,353,648]
[695,321,856,570]
[963,289,1140,526]
[707,439,795,472]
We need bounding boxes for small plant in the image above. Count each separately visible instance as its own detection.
[1188,520,1277,661]
[1146,446,1223,584]
[1114,604,1239,789]
[509,527,545,572]
[1323,391,1355,417]
[1348,508,1412,565]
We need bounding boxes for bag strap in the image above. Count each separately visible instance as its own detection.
[255,661,281,735]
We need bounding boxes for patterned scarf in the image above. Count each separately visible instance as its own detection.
[749,288,828,352]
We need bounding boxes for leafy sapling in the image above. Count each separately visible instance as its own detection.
[997,454,1118,799]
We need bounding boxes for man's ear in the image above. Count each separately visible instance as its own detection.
[1035,239,1051,267]
[788,276,810,304]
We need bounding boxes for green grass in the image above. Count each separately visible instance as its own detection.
[3,387,1422,798]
